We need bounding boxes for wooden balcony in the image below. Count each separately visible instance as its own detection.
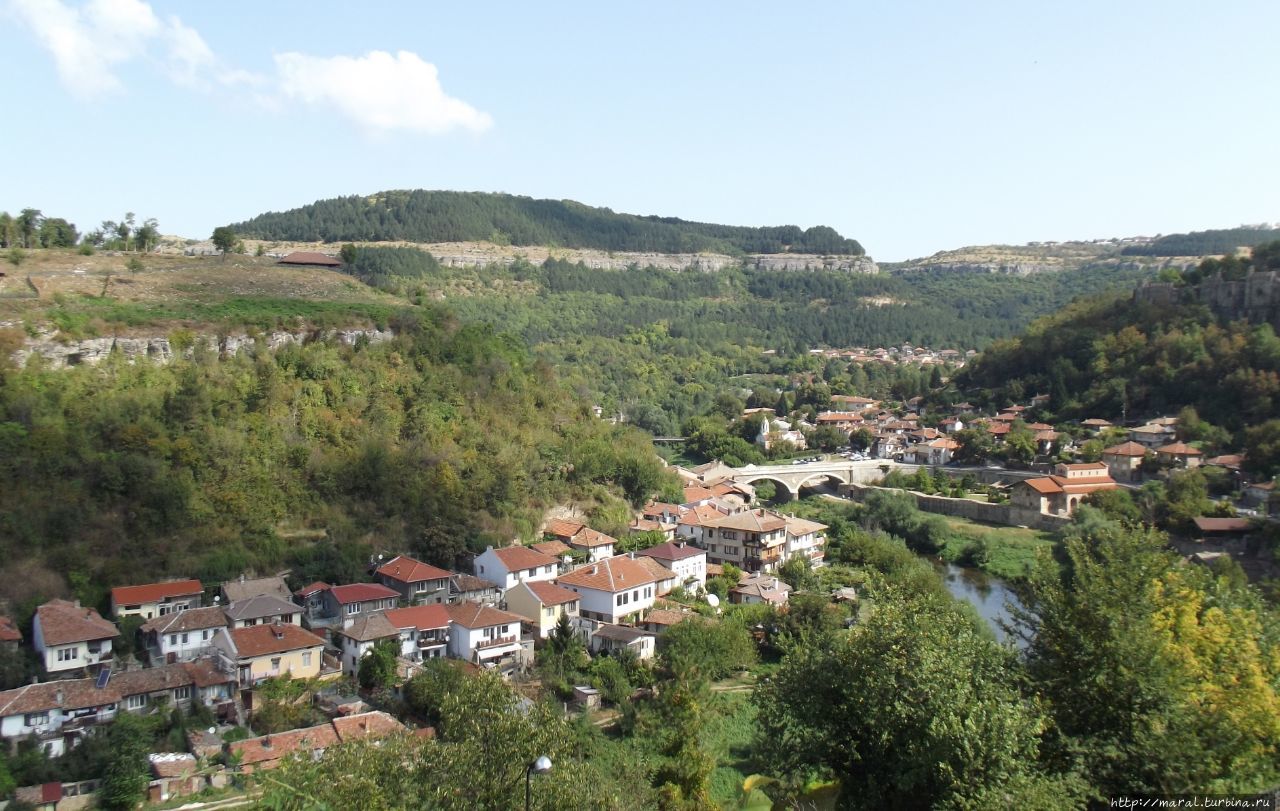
[475,635,517,650]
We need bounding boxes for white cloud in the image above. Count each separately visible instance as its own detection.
[274,49,493,136]
[8,0,230,96]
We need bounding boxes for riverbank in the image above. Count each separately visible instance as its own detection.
[934,516,1057,581]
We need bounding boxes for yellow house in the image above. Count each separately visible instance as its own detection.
[212,622,325,687]
[503,581,580,639]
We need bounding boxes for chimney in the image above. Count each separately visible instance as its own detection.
[55,689,64,704]
[591,566,598,576]
[628,552,636,560]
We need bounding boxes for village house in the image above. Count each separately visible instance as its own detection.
[449,573,501,605]
[333,613,400,678]
[1192,517,1254,544]
[140,606,226,665]
[503,581,581,639]
[110,580,204,621]
[939,416,964,434]
[473,545,559,589]
[375,555,453,605]
[556,555,667,624]
[628,516,678,541]
[756,417,807,451]
[784,515,829,567]
[730,572,792,606]
[220,575,292,605]
[1129,423,1176,449]
[294,582,332,622]
[0,617,22,649]
[830,395,879,410]
[634,555,680,597]
[229,711,405,774]
[589,625,655,660]
[1080,418,1113,434]
[1101,441,1148,482]
[636,541,708,592]
[445,602,527,669]
[224,594,301,629]
[384,605,451,661]
[0,659,234,757]
[1010,462,1117,519]
[907,437,959,466]
[637,608,695,635]
[1155,442,1203,469]
[642,501,687,525]
[32,600,119,676]
[544,519,618,563]
[319,583,400,624]
[211,622,326,687]
[815,411,864,432]
[700,509,789,573]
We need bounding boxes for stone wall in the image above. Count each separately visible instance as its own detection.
[841,481,1071,532]
[1134,270,1280,330]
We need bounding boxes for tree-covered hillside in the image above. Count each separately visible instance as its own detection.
[1121,225,1280,257]
[230,190,864,255]
[0,306,675,613]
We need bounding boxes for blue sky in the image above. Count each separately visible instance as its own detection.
[2,1,1277,260]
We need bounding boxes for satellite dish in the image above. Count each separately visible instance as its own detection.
[208,727,216,735]
[705,593,720,608]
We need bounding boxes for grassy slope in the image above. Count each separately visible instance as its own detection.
[937,515,1057,580]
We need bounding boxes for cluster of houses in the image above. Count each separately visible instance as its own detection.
[0,477,824,770]
[808,343,975,368]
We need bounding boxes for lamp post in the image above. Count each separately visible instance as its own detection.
[525,755,552,811]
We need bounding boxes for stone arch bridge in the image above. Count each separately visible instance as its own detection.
[729,460,909,499]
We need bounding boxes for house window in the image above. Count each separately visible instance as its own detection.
[346,603,359,614]
[545,607,554,617]
[479,565,485,573]
[169,635,178,646]
[201,630,210,641]
[526,568,536,578]
[57,647,78,662]
[127,694,147,710]
[24,712,48,726]
[271,657,282,670]
[302,652,313,667]
[180,633,189,644]
[174,686,191,701]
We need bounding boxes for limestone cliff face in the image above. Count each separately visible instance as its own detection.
[6,326,394,370]
[1134,270,1280,331]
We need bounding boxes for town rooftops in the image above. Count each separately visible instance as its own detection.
[1103,441,1149,457]
[228,623,325,658]
[1192,517,1253,533]
[328,583,400,605]
[488,545,558,571]
[140,605,226,636]
[682,485,716,503]
[705,509,787,534]
[523,581,581,607]
[231,724,340,767]
[545,518,587,538]
[637,541,705,562]
[731,573,792,604]
[277,251,342,267]
[334,612,399,642]
[35,600,118,646]
[531,540,572,557]
[376,555,451,584]
[150,753,197,780]
[445,601,525,629]
[634,556,678,583]
[1205,454,1245,469]
[0,660,231,717]
[558,555,665,593]
[222,575,292,604]
[677,503,728,528]
[384,604,451,631]
[1156,442,1203,456]
[223,594,298,622]
[110,579,203,606]
[566,526,618,549]
[0,616,21,643]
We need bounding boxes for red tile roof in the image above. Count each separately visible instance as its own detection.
[445,601,524,629]
[277,251,341,267]
[328,583,400,605]
[638,541,705,562]
[332,710,406,741]
[111,579,203,607]
[140,606,226,635]
[567,526,617,549]
[705,509,787,533]
[376,555,451,585]
[1103,441,1149,457]
[294,582,331,599]
[558,556,665,593]
[384,604,451,631]
[524,581,581,607]
[1192,517,1252,533]
[544,519,586,539]
[0,616,21,643]
[490,545,558,571]
[1157,442,1203,456]
[1021,478,1064,495]
[231,724,339,767]
[531,540,572,557]
[36,600,119,646]
[334,612,400,642]
[228,624,325,659]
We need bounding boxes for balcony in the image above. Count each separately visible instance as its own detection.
[476,635,517,651]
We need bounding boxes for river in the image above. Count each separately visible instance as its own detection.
[934,562,1027,647]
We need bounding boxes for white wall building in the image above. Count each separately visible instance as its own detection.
[473,546,559,589]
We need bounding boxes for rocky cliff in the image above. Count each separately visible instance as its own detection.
[6,325,395,370]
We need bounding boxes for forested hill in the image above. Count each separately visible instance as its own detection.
[229,190,864,255]
[1120,225,1280,257]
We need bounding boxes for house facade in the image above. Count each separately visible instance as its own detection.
[223,595,301,629]
[784,516,828,568]
[636,541,707,592]
[319,583,400,622]
[32,600,119,676]
[503,581,581,639]
[212,623,326,687]
[445,602,526,668]
[110,580,204,621]
[375,556,452,605]
[556,556,663,624]
[140,606,226,664]
[699,510,789,573]
[333,613,400,678]
[472,546,558,589]
[384,605,451,662]
[1101,441,1147,482]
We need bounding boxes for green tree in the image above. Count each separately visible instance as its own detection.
[98,712,156,810]
[757,588,1077,809]
[658,617,756,681]
[211,226,238,256]
[357,638,399,690]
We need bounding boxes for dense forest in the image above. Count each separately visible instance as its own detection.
[0,306,676,617]
[339,245,1160,433]
[1121,225,1279,257]
[229,190,865,255]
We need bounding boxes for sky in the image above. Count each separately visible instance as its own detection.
[1,1,1277,261]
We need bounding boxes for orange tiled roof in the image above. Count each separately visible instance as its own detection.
[228,624,324,659]
[1103,441,1148,457]
[1157,442,1203,456]
[558,556,665,593]
[445,601,524,629]
[524,581,581,607]
[384,604,451,631]
[36,600,118,646]
[491,545,558,571]
[111,580,203,606]
[376,555,451,585]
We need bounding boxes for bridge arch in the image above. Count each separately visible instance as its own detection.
[798,470,850,491]
[735,474,799,501]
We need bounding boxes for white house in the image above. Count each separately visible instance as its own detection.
[444,602,526,668]
[637,541,707,592]
[333,613,400,678]
[556,555,665,624]
[472,546,559,589]
[32,600,119,675]
[140,606,226,664]
[756,417,806,451]
[784,516,829,568]
[110,579,204,620]
[543,519,618,563]
[384,605,451,662]
[589,624,655,660]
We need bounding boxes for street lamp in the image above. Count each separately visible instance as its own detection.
[525,755,552,811]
